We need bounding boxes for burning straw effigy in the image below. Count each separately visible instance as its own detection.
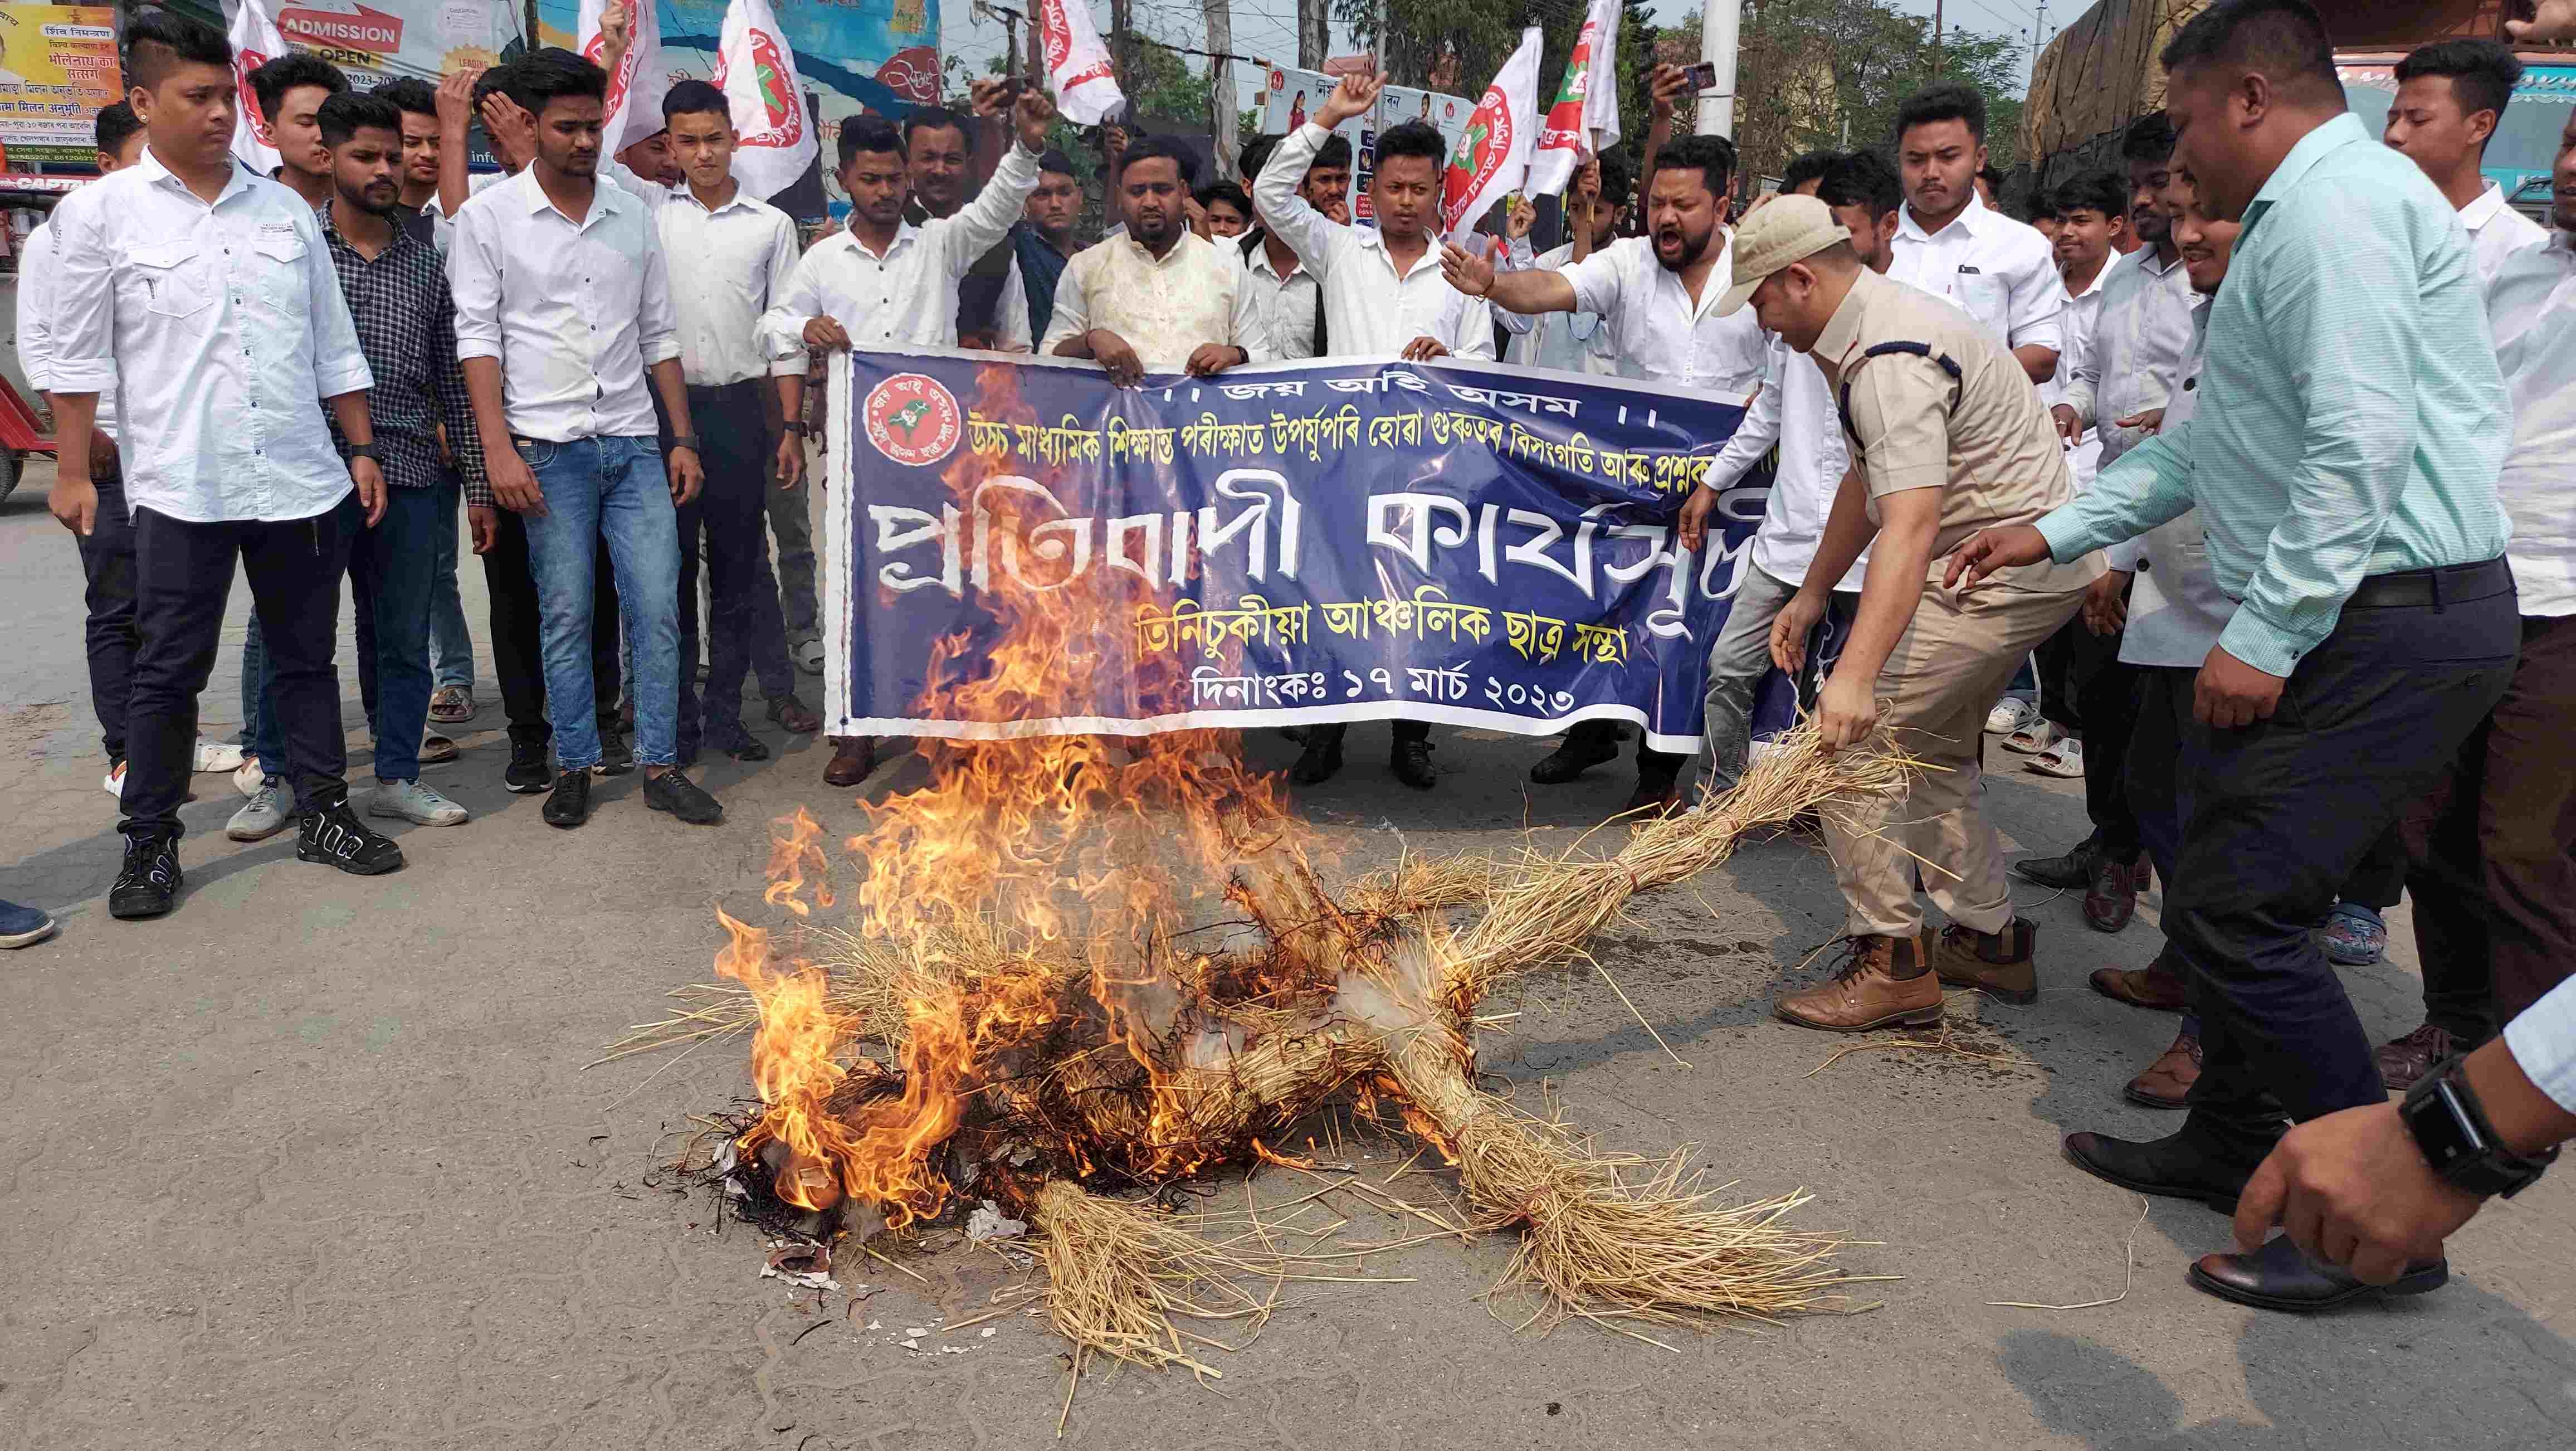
[611,364,1920,1396]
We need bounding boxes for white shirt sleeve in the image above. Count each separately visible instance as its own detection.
[2502,974,2576,1117]
[2006,244,2065,354]
[762,215,806,376]
[944,143,1041,277]
[301,208,374,398]
[994,254,1033,352]
[1228,261,1272,363]
[1705,343,1786,490]
[46,192,116,396]
[1561,245,1626,323]
[636,208,681,368]
[1445,290,1496,362]
[1040,251,1091,356]
[448,199,506,366]
[1250,124,1343,281]
[17,225,53,394]
[760,244,827,358]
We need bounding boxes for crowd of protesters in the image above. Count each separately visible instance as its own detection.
[4,0,2570,1326]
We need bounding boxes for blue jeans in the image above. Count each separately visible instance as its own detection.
[347,483,442,781]
[518,435,680,769]
[427,473,475,693]
[242,615,282,772]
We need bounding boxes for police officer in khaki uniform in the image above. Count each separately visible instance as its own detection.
[1719,196,2102,1031]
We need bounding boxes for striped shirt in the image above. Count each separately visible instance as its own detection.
[2035,113,2513,677]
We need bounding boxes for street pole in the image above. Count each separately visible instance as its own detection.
[1933,0,1945,77]
[1206,0,1238,175]
[1696,0,1739,138]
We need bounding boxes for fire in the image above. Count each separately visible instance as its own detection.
[723,362,1326,1219]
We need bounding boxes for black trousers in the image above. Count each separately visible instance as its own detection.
[125,498,359,839]
[2034,611,2144,859]
[480,505,621,747]
[2168,561,2518,1156]
[674,381,797,746]
[73,468,138,763]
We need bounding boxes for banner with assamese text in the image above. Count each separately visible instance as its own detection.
[824,350,1788,754]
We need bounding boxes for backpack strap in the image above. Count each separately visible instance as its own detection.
[1836,340,1962,459]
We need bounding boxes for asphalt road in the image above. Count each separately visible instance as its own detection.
[3,463,2570,1450]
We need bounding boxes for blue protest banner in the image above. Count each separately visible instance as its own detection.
[824,350,1790,754]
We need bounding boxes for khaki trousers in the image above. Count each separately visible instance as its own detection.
[1824,580,2086,938]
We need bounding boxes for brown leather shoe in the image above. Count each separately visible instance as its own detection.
[2373,1022,2459,1092]
[2082,850,2152,933]
[2089,953,2188,1012]
[1775,933,1943,1032]
[2188,1235,2447,1313]
[2124,1030,2201,1109]
[1933,918,2038,1005]
[822,736,876,787]
[767,695,823,734]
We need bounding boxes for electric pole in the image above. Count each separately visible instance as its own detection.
[1696,0,1740,138]
[1933,0,1944,77]
[1206,0,1238,173]
[1298,0,1328,69]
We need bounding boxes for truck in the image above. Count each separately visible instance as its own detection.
[2019,0,2575,210]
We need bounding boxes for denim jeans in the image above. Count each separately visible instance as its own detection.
[518,435,680,770]
[1696,564,1856,798]
[242,614,282,772]
[347,484,442,781]
[427,472,476,693]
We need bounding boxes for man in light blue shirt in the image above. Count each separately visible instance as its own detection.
[1948,0,2519,1313]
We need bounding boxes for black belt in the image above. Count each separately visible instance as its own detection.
[2341,557,2512,610]
[686,379,767,403]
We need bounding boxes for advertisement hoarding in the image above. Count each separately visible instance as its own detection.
[0,4,120,164]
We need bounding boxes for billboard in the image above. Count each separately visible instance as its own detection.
[0,4,120,164]
[536,0,941,166]
[211,0,524,89]
[1258,65,1470,226]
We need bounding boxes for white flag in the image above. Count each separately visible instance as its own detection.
[715,0,817,200]
[1036,0,1125,126]
[577,0,671,157]
[1441,26,1543,244]
[227,0,289,173]
[1525,0,1623,197]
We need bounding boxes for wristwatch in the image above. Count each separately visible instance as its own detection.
[669,435,701,452]
[2401,1053,2558,1198]
[782,421,808,436]
[347,442,380,461]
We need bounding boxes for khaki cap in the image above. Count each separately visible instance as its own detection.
[1717,194,1850,317]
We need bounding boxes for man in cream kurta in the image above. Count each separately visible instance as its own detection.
[1043,137,1269,379]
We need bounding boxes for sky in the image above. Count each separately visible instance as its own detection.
[937,0,2058,117]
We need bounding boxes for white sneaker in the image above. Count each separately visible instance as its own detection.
[2027,737,2086,779]
[233,758,267,797]
[227,777,293,841]
[793,637,825,675]
[192,737,247,773]
[1984,697,2040,736]
[369,778,469,826]
[103,761,126,797]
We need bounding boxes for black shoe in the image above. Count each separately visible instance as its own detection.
[504,736,552,793]
[644,768,724,824]
[1622,763,1681,817]
[1529,724,1621,785]
[1291,727,1345,786]
[594,731,636,776]
[2012,838,2100,890]
[1391,737,1437,790]
[543,769,592,828]
[295,803,406,875]
[2062,1127,2265,1214]
[713,724,772,762]
[2187,1235,2448,1313]
[108,833,182,919]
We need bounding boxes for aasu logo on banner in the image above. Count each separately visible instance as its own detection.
[1445,84,1515,222]
[236,49,274,145]
[864,374,962,468]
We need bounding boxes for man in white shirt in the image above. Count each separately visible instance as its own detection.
[1492,155,1628,376]
[897,102,1035,352]
[1043,134,1269,381]
[648,80,821,767]
[2384,40,2550,284]
[1671,150,1897,808]
[450,47,720,831]
[47,12,396,918]
[759,82,1055,788]
[2027,114,2203,931]
[2382,108,2576,1094]
[1230,130,1350,362]
[1252,69,1496,792]
[19,103,152,797]
[248,52,347,210]
[1447,133,1770,813]
[1887,83,2062,383]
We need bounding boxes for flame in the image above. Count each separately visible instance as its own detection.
[722,363,1329,1219]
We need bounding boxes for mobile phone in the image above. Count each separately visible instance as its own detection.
[1683,61,1719,91]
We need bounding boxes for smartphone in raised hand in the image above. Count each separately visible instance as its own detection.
[1683,60,1719,91]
